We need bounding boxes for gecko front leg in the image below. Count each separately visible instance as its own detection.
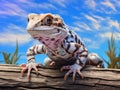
[61,43,88,82]
[20,45,46,80]
[20,63,41,79]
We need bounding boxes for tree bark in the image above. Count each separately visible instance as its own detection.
[0,64,120,90]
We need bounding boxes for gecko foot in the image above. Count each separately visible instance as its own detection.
[20,63,42,80]
[60,64,84,82]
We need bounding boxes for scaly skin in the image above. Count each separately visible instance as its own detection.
[20,13,104,81]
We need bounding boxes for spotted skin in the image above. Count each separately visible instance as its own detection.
[20,13,104,81]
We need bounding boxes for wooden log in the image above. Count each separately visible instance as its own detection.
[0,64,120,90]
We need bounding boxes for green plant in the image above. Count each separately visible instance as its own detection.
[1,41,21,65]
[104,35,120,69]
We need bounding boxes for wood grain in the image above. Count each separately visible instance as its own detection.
[0,64,120,90]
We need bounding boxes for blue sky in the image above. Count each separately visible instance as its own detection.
[0,0,120,66]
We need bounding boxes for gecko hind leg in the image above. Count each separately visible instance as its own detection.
[44,57,55,67]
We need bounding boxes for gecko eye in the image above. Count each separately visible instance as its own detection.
[46,17,52,25]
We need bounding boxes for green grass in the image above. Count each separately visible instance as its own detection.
[104,35,120,69]
[0,41,21,65]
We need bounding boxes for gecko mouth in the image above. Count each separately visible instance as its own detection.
[34,26,55,30]
[27,26,55,31]
[27,26,65,38]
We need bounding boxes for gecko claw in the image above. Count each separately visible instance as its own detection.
[20,64,28,77]
[61,64,83,82]
[20,64,26,70]
[60,65,70,72]
[20,63,40,80]
[49,61,55,66]
[64,74,68,81]
[33,65,39,75]
[77,70,84,79]
[27,74,30,80]
[21,68,27,77]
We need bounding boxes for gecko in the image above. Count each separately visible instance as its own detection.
[20,13,104,81]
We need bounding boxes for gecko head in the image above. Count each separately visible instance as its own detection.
[26,13,68,40]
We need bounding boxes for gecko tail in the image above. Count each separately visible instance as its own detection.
[86,53,104,68]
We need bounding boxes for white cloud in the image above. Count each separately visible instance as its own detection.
[82,14,120,31]
[92,23,100,30]
[87,41,100,49]
[18,0,29,3]
[92,15,104,21]
[99,32,120,41]
[83,38,92,43]
[38,3,57,10]
[0,0,58,18]
[85,15,98,23]
[72,16,81,20]
[74,22,91,31]
[108,20,120,30]
[17,0,57,10]
[96,0,118,14]
[72,15,120,43]
[0,1,27,17]
[84,15,101,30]
[114,0,120,8]
[69,26,83,32]
[101,0,117,12]
[49,0,67,8]
[0,24,31,45]
[83,38,100,49]
[85,0,96,10]
[0,33,31,45]
[5,24,26,33]
[85,0,118,14]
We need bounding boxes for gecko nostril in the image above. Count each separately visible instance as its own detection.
[41,23,44,26]
[57,29,60,33]
[58,23,62,27]
[51,38,55,41]
[46,39,49,41]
